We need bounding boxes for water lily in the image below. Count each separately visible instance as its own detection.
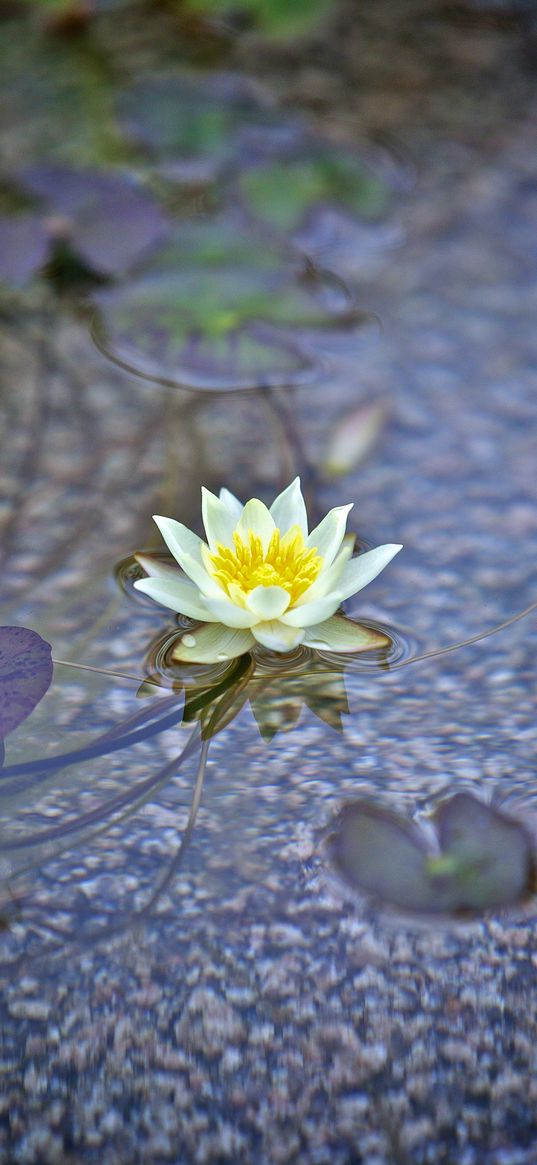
[134,478,402,662]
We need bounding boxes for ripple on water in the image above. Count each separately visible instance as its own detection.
[91,215,370,392]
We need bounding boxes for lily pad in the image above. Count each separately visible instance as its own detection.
[0,214,49,286]
[117,73,276,171]
[238,147,393,236]
[93,220,360,390]
[433,793,533,912]
[328,793,535,917]
[182,0,332,40]
[17,165,167,278]
[0,626,53,743]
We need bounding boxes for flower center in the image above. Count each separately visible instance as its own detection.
[208,525,323,605]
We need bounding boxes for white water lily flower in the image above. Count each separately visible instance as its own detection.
[134,478,402,662]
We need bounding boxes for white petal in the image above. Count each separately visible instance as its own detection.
[251,621,305,652]
[134,553,184,581]
[304,614,391,653]
[269,477,307,536]
[153,515,205,567]
[219,487,243,521]
[307,504,353,567]
[170,624,255,663]
[177,548,223,597]
[336,543,403,602]
[202,594,258,628]
[202,487,238,550]
[246,585,291,620]
[133,576,214,621]
[235,498,276,552]
[153,517,222,596]
[281,594,340,627]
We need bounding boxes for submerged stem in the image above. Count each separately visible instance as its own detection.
[137,737,210,918]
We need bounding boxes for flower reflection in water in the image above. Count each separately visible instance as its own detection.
[0,617,397,942]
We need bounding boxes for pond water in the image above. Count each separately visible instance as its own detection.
[1,1,537,1161]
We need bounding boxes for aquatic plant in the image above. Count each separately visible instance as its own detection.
[327,793,536,917]
[133,477,402,660]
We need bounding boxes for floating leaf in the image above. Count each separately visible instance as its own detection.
[93,220,359,390]
[433,793,533,912]
[182,0,332,39]
[0,626,53,742]
[328,793,535,916]
[0,214,49,286]
[322,402,387,479]
[18,165,167,277]
[239,148,393,235]
[117,73,275,169]
[328,802,434,912]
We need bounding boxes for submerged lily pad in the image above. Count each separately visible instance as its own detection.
[117,73,276,173]
[93,220,361,390]
[328,793,535,917]
[0,626,53,744]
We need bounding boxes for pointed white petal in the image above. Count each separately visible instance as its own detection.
[170,624,255,663]
[269,477,307,536]
[134,553,184,581]
[202,594,258,628]
[281,594,340,627]
[153,515,205,567]
[219,487,243,521]
[304,614,391,653]
[252,620,306,652]
[307,504,353,567]
[336,543,403,601]
[133,577,214,621]
[246,585,291,620]
[235,499,276,552]
[202,487,238,550]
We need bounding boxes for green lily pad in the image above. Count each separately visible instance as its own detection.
[238,147,393,235]
[328,793,535,917]
[182,0,333,40]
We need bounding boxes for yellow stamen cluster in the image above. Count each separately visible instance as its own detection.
[209,525,323,606]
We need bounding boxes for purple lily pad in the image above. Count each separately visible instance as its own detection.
[328,793,535,917]
[18,165,167,277]
[0,214,49,286]
[0,626,53,741]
